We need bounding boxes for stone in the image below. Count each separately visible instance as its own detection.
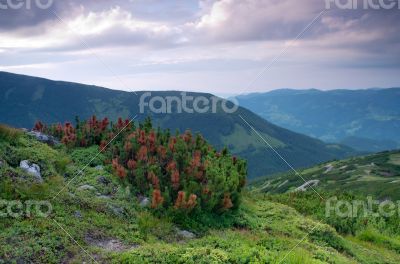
[324,164,334,174]
[97,195,111,200]
[85,233,138,252]
[77,185,96,191]
[20,160,43,183]
[108,204,125,217]
[295,180,320,192]
[97,176,110,185]
[94,165,104,171]
[74,211,82,219]
[27,131,60,146]
[176,229,196,239]
[139,197,150,208]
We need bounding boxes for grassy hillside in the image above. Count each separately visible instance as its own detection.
[1,126,399,263]
[0,71,355,178]
[237,89,400,152]
[250,150,400,200]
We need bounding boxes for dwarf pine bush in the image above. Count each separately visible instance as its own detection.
[35,116,247,213]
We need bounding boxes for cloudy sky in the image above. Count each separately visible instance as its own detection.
[0,0,399,96]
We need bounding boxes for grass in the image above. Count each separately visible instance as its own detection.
[357,228,400,253]
[0,123,22,144]
[1,132,400,263]
[249,150,400,200]
[389,153,400,165]
[220,124,285,152]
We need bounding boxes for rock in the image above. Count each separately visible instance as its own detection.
[176,229,196,239]
[97,176,110,185]
[139,197,150,208]
[97,195,111,200]
[0,160,4,168]
[85,233,138,252]
[20,160,43,183]
[295,180,320,192]
[277,180,288,188]
[95,165,104,171]
[77,185,96,192]
[27,131,60,146]
[74,211,82,219]
[68,192,76,198]
[108,204,125,217]
[324,164,334,174]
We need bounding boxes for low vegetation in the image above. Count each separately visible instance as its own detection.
[250,150,400,199]
[34,116,247,214]
[0,122,399,263]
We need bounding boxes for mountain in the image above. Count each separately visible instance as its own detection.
[1,128,399,263]
[0,71,355,178]
[236,89,400,152]
[250,150,400,200]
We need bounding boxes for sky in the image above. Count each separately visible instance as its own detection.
[0,0,399,96]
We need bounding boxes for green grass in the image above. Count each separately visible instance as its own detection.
[1,133,400,263]
[220,124,285,152]
[250,150,400,200]
[0,123,22,144]
[389,153,400,165]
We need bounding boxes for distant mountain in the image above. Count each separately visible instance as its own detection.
[0,71,355,178]
[249,150,400,200]
[236,89,400,152]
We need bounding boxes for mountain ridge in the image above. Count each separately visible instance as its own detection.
[0,71,355,178]
[236,88,400,152]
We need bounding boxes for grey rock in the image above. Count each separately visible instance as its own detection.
[295,180,320,192]
[95,165,104,171]
[74,211,82,219]
[27,131,60,146]
[77,185,96,192]
[324,164,334,174]
[85,233,138,252]
[97,176,110,185]
[0,160,4,168]
[108,204,125,217]
[139,197,150,208]
[176,229,196,239]
[97,195,111,200]
[19,160,43,183]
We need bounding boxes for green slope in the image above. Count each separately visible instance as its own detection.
[1,129,399,263]
[0,71,355,178]
[237,88,400,152]
[250,150,400,200]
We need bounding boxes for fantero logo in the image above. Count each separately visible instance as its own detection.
[0,200,52,218]
[325,0,400,9]
[0,0,54,10]
[139,92,239,114]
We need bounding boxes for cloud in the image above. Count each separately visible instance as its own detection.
[193,0,323,41]
[0,0,399,93]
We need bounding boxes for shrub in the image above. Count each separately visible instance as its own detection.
[70,146,105,167]
[37,116,247,214]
